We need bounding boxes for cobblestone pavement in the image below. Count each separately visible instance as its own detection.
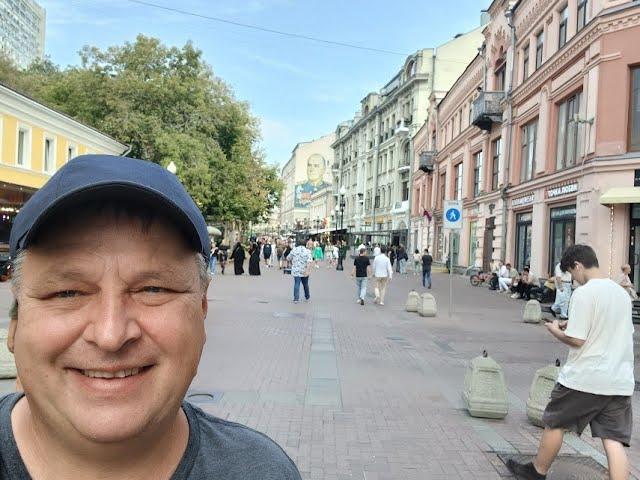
[1,263,639,479]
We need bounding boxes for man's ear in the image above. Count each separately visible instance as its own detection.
[7,318,17,354]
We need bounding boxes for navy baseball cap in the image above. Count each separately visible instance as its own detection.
[9,154,211,258]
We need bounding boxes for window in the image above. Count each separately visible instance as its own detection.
[455,163,463,200]
[473,151,483,197]
[535,31,544,69]
[556,92,582,168]
[630,67,640,152]
[558,6,568,49]
[492,138,502,190]
[439,173,446,207]
[375,190,380,208]
[577,0,587,31]
[44,136,55,173]
[67,143,77,162]
[402,180,409,202]
[458,109,463,133]
[522,45,530,81]
[17,127,30,167]
[520,119,538,182]
[495,62,506,91]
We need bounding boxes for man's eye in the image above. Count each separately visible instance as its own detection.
[142,286,166,293]
[55,290,80,298]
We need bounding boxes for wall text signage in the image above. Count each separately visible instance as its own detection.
[511,193,534,207]
[546,182,578,199]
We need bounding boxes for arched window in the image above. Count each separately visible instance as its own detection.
[381,188,386,207]
[406,60,416,78]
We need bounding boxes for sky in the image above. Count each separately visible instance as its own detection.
[39,0,485,168]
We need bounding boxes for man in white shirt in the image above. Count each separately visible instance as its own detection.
[498,262,516,292]
[551,261,572,319]
[508,245,635,480]
[372,246,393,306]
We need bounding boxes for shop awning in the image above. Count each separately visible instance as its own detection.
[599,187,640,205]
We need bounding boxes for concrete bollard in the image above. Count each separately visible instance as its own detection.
[406,291,420,312]
[0,329,17,379]
[463,350,508,419]
[526,360,560,427]
[523,299,542,324]
[417,293,437,317]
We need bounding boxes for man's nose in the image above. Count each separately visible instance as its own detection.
[82,291,142,352]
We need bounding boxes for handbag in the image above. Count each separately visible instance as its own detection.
[283,267,292,275]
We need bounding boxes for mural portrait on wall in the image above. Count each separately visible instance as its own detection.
[294,153,330,208]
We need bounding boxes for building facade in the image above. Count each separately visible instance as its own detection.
[415,0,640,282]
[279,132,335,232]
[0,0,46,69]
[332,25,485,250]
[308,185,335,234]
[0,82,127,247]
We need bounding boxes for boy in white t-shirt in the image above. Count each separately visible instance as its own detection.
[508,244,634,480]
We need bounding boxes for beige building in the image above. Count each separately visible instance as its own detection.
[309,185,335,233]
[332,23,485,250]
[279,132,335,231]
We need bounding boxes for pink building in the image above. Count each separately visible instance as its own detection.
[413,0,640,286]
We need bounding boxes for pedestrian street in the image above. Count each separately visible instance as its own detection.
[1,265,639,479]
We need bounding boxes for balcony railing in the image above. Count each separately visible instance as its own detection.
[418,151,436,173]
[471,91,504,131]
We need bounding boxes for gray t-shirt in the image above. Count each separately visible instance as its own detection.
[0,393,301,479]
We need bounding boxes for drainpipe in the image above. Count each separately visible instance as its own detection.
[371,111,380,232]
[500,7,517,263]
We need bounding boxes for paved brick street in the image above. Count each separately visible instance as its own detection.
[1,265,639,479]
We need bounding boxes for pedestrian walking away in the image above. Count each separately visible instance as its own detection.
[507,245,635,480]
[1,154,301,479]
[248,242,261,276]
[209,241,218,276]
[287,239,312,302]
[397,244,408,274]
[352,247,371,305]
[263,241,272,268]
[412,249,421,275]
[372,246,393,305]
[421,248,433,289]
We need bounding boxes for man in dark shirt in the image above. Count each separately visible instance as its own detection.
[1,155,301,480]
[422,248,433,289]
[352,247,371,305]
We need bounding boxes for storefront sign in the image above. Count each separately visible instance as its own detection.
[511,193,534,208]
[546,183,578,199]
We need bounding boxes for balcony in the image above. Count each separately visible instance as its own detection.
[471,92,504,131]
[418,151,436,173]
[397,158,411,173]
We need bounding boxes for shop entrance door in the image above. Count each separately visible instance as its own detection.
[549,205,576,272]
[515,212,533,271]
[628,204,640,291]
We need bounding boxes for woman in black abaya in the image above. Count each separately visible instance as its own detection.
[230,242,245,275]
[248,242,261,276]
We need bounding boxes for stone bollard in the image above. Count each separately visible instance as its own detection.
[526,359,561,427]
[406,291,420,312]
[463,350,508,419]
[417,293,437,317]
[523,299,542,324]
[0,329,17,379]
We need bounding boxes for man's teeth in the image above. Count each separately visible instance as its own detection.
[81,368,142,379]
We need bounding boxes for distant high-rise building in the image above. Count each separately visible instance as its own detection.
[0,0,46,69]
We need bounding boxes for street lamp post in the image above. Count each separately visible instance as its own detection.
[395,120,413,255]
[336,186,347,271]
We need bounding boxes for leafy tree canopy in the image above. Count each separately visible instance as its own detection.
[0,36,281,223]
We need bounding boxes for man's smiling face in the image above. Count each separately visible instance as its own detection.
[12,207,208,443]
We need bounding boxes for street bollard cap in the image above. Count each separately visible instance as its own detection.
[9,155,210,258]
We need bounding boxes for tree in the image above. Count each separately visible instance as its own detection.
[0,36,281,223]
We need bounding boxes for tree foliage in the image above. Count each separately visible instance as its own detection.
[0,36,281,222]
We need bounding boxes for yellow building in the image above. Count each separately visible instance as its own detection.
[0,82,127,247]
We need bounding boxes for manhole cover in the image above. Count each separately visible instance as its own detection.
[498,454,607,479]
[186,390,222,404]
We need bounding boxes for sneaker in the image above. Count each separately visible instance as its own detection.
[304,298,310,302]
[379,302,384,306]
[550,308,557,318]
[293,300,299,304]
[511,293,520,299]
[505,460,546,479]
[360,298,364,306]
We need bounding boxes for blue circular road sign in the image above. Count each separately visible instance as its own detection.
[445,208,461,222]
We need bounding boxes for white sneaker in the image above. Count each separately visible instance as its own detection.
[379,302,385,306]
[511,293,520,299]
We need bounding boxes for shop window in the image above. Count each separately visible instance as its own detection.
[516,212,533,271]
[556,92,582,169]
[520,119,538,182]
[630,67,640,152]
[522,45,530,81]
[473,151,483,197]
[577,0,587,31]
[492,138,502,190]
[549,205,576,272]
[469,220,478,267]
[558,6,568,49]
[535,30,544,69]
[455,163,463,200]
